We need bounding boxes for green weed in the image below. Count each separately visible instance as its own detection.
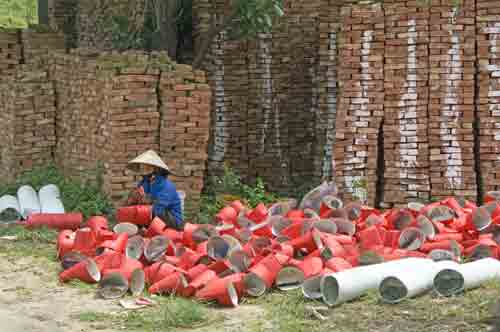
[0,164,114,219]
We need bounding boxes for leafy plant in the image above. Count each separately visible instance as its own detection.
[197,167,279,224]
[0,164,114,219]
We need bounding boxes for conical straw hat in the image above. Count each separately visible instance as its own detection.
[127,150,170,172]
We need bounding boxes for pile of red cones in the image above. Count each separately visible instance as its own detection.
[50,183,500,307]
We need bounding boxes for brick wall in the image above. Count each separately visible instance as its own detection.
[159,65,211,214]
[477,0,500,195]
[334,3,385,206]
[0,30,21,78]
[382,0,430,207]
[0,68,56,178]
[194,0,347,194]
[0,48,211,214]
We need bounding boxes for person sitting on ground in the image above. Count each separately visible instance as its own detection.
[126,150,184,231]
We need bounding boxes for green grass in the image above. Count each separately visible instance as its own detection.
[0,0,38,28]
[76,296,220,332]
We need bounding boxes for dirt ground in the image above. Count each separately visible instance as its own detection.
[0,235,497,332]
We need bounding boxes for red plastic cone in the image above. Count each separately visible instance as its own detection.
[230,200,245,214]
[247,203,268,223]
[57,230,75,259]
[87,216,109,241]
[485,191,500,204]
[149,271,188,294]
[358,226,384,250]
[325,257,352,272]
[298,256,323,278]
[195,278,239,307]
[145,217,167,238]
[116,205,152,226]
[216,206,238,223]
[163,228,183,243]
[73,227,97,257]
[25,213,83,230]
[182,269,217,297]
[186,264,210,281]
[59,258,101,283]
[102,256,143,281]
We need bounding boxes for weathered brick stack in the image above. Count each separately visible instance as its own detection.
[22,30,66,63]
[0,30,21,79]
[107,55,161,202]
[477,0,500,194]
[0,68,56,178]
[334,3,385,206]
[49,51,114,188]
[428,0,476,201]
[382,1,430,207]
[159,65,211,215]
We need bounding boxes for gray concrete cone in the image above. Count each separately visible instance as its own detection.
[130,268,145,296]
[399,227,426,251]
[243,272,267,297]
[275,266,305,291]
[416,215,436,240]
[332,218,356,236]
[302,275,323,299]
[113,223,138,237]
[98,272,129,299]
[313,219,338,235]
[428,249,456,262]
[207,236,230,260]
[144,235,170,262]
[270,216,291,236]
[345,202,362,221]
[61,251,86,271]
[221,234,243,256]
[228,250,251,273]
[126,235,145,260]
[426,205,455,223]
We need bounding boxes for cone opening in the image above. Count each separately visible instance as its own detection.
[130,269,146,296]
[427,206,455,223]
[113,223,138,236]
[207,236,230,260]
[126,236,145,260]
[393,211,414,230]
[271,216,291,236]
[449,240,463,258]
[302,275,323,299]
[145,236,170,262]
[320,274,339,306]
[228,251,250,273]
[473,207,492,231]
[98,272,128,299]
[275,267,305,291]
[323,195,343,210]
[333,218,356,236]
[87,259,101,282]
[379,276,408,304]
[193,225,217,244]
[416,215,435,239]
[399,228,425,250]
[428,249,456,262]
[61,252,86,270]
[433,269,464,297]
[244,273,267,297]
[313,220,337,234]
[226,282,239,307]
[320,247,334,261]
[345,203,362,221]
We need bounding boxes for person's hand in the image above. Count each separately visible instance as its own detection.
[143,194,154,205]
[127,187,146,205]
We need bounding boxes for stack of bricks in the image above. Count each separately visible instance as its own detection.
[0,68,56,178]
[334,3,385,206]
[107,55,161,202]
[428,0,476,201]
[51,51,161,203]
[0,30,21,79]
[22,30,65,64]
[382,1,430,207]
[477,0,500,194]
[49,51,115,188]
[159,64,211,215]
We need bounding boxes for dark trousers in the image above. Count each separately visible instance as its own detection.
[156,209,185,231]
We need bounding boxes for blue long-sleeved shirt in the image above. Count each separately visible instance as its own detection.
[138,174,183,226]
